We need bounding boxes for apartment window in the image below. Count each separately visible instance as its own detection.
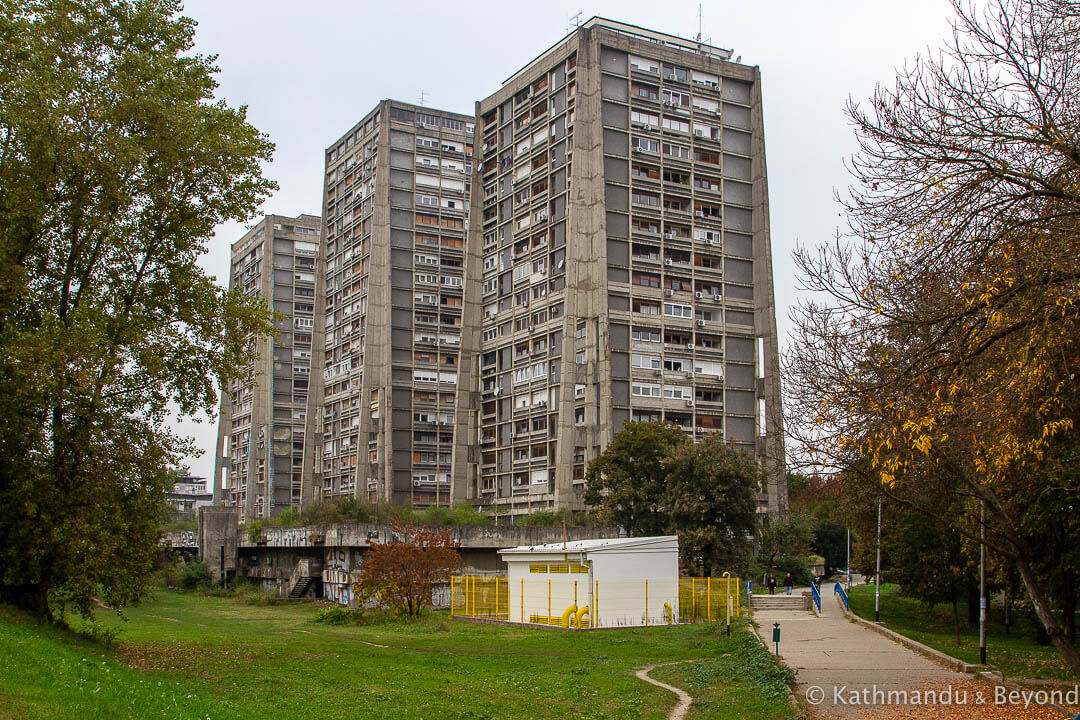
[416,136,439,149]
[631,110,659,127]
[631,353,661,369]
[631,327,661,343]
[633,83,659,101]
[389,107,414,122]
[633,137,659,154]
[629,55,660,74]
[417,194,438,207]
[661,64,689,83]
[663,143,690,160]
[664,303,693,319]
[662,117,690,133]
[632,383,661,398]
[633,272,660,288]
[632,190,660,207]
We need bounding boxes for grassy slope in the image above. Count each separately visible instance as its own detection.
[847,583,1075,681]
[0,591,796,720]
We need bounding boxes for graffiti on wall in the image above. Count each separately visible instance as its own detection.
[165,530,198,548]
[323,547,360,606]
[262,527,311,547]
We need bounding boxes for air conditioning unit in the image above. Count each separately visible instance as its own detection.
[686,343,695,350]
[664,289,674,297]
[537,400,547,407]
[694,291,703,299]
[713,295,722,303]
[708,239,721,246]
[686,371,695,378]
[632,148,643,154]
[685,399,694,407]
[664,259,673,266]
[696,320,706,327]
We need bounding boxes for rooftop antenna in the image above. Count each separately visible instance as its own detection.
[567,11,583,35]
[417,90,428,107]
[693,3,712,47]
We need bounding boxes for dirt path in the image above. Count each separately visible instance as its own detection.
[635,659,704,720]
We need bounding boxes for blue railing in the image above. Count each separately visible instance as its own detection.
[810,582,821,613]
[835,582,849,611]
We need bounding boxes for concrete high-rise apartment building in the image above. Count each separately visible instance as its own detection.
[316,101,473,507]
[213,214,323,521]
[456,18,787,518]
[265,17,785,520]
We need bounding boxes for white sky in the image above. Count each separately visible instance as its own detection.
[172,0,953,482]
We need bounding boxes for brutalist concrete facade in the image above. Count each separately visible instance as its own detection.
[212,214,323,521]
[316,101,473,507]
[302,18,786,520]
[454,18,787,518]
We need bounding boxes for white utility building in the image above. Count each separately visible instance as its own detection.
[499,535,679,628]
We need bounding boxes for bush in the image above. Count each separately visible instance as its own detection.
[268,507,301,527]
[313,605,366,625]
[246,520,263,543]
[178,558,211,590]
[516,508,589,527]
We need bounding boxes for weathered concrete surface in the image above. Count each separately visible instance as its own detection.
[242,523,621,550]
[753,583,957,719]
[197,506,241,584]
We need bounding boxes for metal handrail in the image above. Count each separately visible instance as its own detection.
[810,581,822,613]
[834,582,850,611]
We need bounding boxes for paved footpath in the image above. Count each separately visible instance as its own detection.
[753,583,957,719]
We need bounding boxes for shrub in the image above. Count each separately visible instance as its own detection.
[268,507,301,527]
[246,520,263,543]
[313,605,366,625]
[178,558,211,590]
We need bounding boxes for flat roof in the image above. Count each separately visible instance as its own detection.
[499,535,678,555]
[502,16,734,87]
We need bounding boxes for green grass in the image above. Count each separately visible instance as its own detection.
[848,583,1076,681]
[0,591,798,720]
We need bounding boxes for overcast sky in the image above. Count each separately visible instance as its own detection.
[173,0,953,483]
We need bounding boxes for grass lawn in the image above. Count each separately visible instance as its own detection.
[847,583,1077,681]
[0,590,798,720]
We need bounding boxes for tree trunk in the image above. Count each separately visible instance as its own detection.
[1063,575,1077,645]
[1015,550,1080,681]
[952,597,961,645]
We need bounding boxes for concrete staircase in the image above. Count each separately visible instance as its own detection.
[289,576,313,599]
[750,593,811,612]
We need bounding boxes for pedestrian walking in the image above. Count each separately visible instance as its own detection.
[784,572,793,596]
[767,574,777,595]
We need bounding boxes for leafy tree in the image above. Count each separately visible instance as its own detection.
[584,421,688,535]
[0,0,275,619]
[785,0,1080,677]
[754,512,814,578]
[664,435,759,576]
[354,521,463,617]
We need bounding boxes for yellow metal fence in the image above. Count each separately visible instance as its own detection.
[450,575,739,627]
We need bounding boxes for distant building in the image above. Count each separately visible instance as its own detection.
[212,213,324,522]
[168,474,213,513]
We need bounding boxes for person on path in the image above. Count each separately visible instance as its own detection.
[784,573,793,595]
[767,574,777,595]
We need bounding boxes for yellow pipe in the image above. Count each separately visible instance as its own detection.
[520,578,524,624]
[574,605,590,628]
[561,604,578,628]
[664,602,674,625]
[645,579,649,627]
[450,576,455,618]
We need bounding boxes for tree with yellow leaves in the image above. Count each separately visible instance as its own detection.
[786,0,1080,678]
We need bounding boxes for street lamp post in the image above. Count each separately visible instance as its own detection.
[875,498,882,622]
[846,527,851,591]
[980,500,987,665]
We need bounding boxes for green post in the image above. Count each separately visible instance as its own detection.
[772,622,780,655]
